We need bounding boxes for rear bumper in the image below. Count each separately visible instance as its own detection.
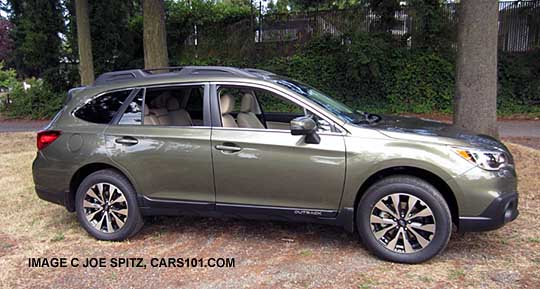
[35,187,73,211]
[458,191,519,232]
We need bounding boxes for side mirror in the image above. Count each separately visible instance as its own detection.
[290,116,320,144]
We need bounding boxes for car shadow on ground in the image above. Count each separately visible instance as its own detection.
[134,215,506,258]
[50,209,509,263]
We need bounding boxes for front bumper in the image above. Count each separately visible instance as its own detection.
[458,191,519,232]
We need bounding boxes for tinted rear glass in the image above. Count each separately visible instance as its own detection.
[118,90,143,125]
[74,90,132,124]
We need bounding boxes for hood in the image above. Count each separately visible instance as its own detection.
[368,115,506,150]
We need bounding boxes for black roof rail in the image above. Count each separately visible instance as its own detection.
[93,66,264,85]
[242,68,276,76]
[94,69,147,85]
[180,66,256,77]
[64,86,86,105]
[142,67,184,74]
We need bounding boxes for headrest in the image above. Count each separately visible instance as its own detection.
[220,94,235,115]
[240,93,255,113]
[167,98,180,111]
[144,104,150,116]
[151,108,169,117]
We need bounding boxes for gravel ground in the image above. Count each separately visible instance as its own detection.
[0,133,539,288]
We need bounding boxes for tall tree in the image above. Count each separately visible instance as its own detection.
[143,0,168,69]
[0,18,13,62]
[66,0,143,76]
[6,0,64,78]
[453,0,499,137]
[75,0,94,85]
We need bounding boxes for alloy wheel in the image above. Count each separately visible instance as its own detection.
[83,182,129,233]
[370,193,436,253]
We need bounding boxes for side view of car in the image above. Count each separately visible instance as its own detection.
[33,66,518,263]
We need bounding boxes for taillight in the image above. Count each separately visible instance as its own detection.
[37,130,61,150]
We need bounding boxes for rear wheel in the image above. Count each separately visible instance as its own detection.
[75,169,143,241]
[356,175,452,263]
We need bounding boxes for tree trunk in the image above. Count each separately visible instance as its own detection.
[453,0,499,137]
[75,0,94,85]
[143,0,169,70]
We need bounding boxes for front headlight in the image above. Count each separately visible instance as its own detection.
[452,147,509,171]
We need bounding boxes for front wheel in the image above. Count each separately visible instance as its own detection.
[75,169,144,241]
[356,175,452,263]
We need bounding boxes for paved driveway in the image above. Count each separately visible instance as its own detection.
[0,120,50,132]
[498,121,540,138]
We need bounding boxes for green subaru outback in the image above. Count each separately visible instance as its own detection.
[33,66,518,263]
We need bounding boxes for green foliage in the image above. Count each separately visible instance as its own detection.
[6,0,65,78]
[4,78,63,119]
[260,34,540,115]
[0,61,17,111]
[407,0,456,52]
[166,0,252,65]
[384,50,454,113]
[0,62,17,89]
[2,0,539,118]
[0,18,13,62]
[261,33,454,114]
[498,49,540,114]
[89,0,142,75]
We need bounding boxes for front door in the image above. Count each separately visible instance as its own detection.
[211,84,346,214]
[104,84,214,204]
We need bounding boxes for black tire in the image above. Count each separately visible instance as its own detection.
[75,169,143,241]
[356,175,452,264]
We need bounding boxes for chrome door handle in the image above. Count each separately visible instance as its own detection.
[115,137,139,145]
[215,144,242,152]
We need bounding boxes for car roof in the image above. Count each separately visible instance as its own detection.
[67,66,286,109]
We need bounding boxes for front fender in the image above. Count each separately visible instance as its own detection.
[339,137,473,209]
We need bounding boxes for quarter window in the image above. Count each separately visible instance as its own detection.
[74,90,132,124]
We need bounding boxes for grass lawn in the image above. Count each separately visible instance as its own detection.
[0,132,539,288]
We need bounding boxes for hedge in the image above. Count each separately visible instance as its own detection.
[2,34,540,119]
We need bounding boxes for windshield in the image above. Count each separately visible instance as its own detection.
[273,78,364,123]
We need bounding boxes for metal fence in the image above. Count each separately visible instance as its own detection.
[253,1,540,52]
[499,0,540,52]
[181,0,540,63]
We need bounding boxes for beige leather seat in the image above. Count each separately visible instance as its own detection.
[220,94,238,127]
[143,104,159,125]
[237,93,264,129]
[167,98,193,126]
[150,108,171,126]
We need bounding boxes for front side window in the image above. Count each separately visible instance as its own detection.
[256,89,304,114]
[217,85,334,131]
[74,89,133,124]
[272,78,365,124]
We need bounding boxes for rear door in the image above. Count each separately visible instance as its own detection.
[104,83,214,206]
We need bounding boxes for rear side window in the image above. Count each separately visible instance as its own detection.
[74,90,133,124]
[118,90,143,125]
